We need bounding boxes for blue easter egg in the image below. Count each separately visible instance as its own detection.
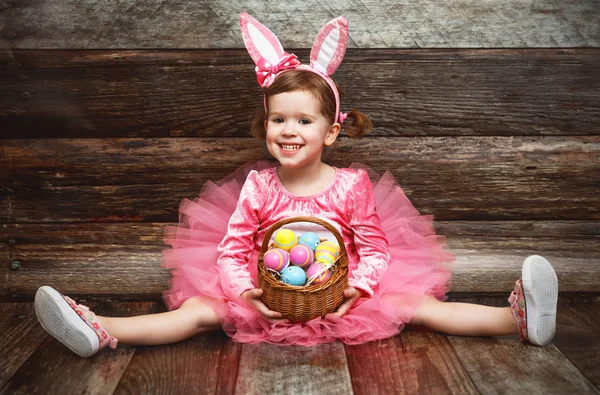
[280,265,307,286]
[298,232,321,251]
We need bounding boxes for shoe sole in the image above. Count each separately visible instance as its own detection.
[522,255,558,346]
[35,286,99,358]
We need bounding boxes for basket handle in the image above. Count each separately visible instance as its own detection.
[260,216,348,268]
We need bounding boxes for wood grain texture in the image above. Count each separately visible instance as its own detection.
[448,333,599,394]
[3,221,597,295]
[2,137,599,222]
[1,0,599,48]
[0,303,47,388]
[114,331,242,395]
[3,220,598,246]
[451,249,600,293]
[1,297,600,393]
[553,295,600,389]
[236,342,353,394]
[2,240,598,295]
[345,332,478,394]
[1,244,170,296]
[0,302,157,395]
[2,49,599,138]
[436,220,600,239]
[449,294,600,392]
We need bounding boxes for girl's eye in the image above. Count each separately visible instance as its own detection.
[272,118,284,123]
[299,119,312,125]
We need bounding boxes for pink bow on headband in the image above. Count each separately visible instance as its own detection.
[255,53,300,88]
[241,13,349,124]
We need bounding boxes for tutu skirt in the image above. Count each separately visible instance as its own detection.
[162,162,454,345]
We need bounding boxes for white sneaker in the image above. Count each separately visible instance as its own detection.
[508,255,558,346]
[34,286,117,357]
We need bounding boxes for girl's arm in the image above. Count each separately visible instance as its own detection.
[347,169,391,297]
[216,170,266,296]
[217,171,288,323]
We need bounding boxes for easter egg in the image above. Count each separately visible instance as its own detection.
[298,232,320,251]
[306,262,331,285]
[273,229,298,251]
[289,244,314,268]
[280,265,307,286]
[263,248,290,272]
[315,249,336,265]
[315,240,340,257]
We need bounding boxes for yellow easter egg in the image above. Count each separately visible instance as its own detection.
[315,240,340,258]
[274,229,298,251]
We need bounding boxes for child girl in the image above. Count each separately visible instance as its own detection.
[34,14,558,358]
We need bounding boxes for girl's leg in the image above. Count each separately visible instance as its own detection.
[35,286,222,357]
[410,296,518,337]
[96,297,221,346]
[410,255,558,345]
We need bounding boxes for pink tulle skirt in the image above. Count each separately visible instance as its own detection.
[162,162,454,345]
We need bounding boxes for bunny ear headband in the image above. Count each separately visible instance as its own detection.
[240,13,349,124]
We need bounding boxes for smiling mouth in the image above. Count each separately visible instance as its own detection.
[280,144,303,152]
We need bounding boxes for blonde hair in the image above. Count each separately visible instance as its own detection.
[250,70,372,139]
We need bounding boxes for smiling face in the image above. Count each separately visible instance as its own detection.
[265,90,340,171]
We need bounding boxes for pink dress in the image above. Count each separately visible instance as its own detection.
[162,162,453,345]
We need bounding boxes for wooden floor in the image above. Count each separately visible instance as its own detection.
[1,294,599,395]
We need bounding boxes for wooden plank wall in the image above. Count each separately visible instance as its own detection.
[1,1,599,297]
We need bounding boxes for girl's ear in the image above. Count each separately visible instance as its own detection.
[240,13,285,66]
[324,123,341,146]
[310,16,349,75]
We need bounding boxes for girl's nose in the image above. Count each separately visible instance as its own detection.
[281,122,297,136]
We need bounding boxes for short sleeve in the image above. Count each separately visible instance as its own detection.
[216,170,266,296]
[347,169,391,296]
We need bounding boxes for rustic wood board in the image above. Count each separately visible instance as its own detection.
[3,221,598,246]
[1,0,598,48]
[553,295,600,389]
[236,341,353,394]
[2,235,598,296]
[436,220,600,239]
[114,331,242,395]
[448,337,598,394]
[2,137,598,222]
[0,301,157,395]
[451,249,600,293]
[448,294,600,392]
[447,295,600,394]
[1,246,171,296]
[2,222,169,245]
[2,49,599,138]
[1,296,599,393]
[0,303,48,388]
[448,237,600,253]
[345,331,478,394]
[3,221,597,296]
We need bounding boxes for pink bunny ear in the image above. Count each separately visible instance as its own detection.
[310,16,348,75]
[240,13,286,66]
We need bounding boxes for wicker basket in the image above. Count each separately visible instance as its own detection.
[257,216,349,321]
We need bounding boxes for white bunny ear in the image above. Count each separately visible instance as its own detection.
[310,16,348,75]
[240,13,285,66]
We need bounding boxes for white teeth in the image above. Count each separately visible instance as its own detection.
[281,144,302,151]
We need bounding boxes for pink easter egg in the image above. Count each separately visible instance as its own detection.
[263,248,290,273]
[289,244,314,268]
[306,262,331,285]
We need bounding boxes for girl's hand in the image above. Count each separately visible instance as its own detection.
[241,288,289,324]
[331,287,365,318]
